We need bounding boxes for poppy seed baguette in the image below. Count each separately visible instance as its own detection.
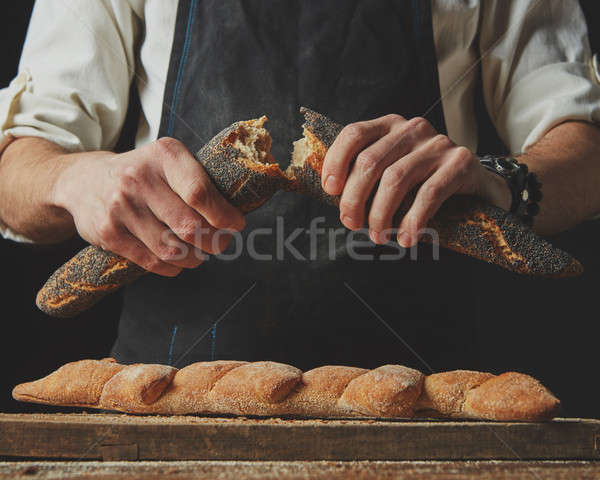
[12,358,560,421]
[288,107,583,278]
[36,117,286,318]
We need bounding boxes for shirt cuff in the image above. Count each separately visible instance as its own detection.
[0,72,36,243]
[495,60,600,154]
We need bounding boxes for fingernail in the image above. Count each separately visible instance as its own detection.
[369,229,387,244]
[324,175,339,193]
[341,214,355,229]
[397,231,411,248]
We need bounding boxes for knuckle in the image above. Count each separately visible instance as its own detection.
[368,212,387,229]
[431,134,452,150]
[185,179,210,209]
[156,244,183,263]
[402,213,417,231]
[453,146,474,169]
[407,116,432,135]
[355,151,379,175]
[384,113,404,124]
[155,137,185,160]
[106,192,125,219]
[341,123,365,143]
[382,163,408,188]
[423,181,442,200]
[424,182,440,197]
[178,225,198,244]
[117,164,144,194]
[339,198,361,215]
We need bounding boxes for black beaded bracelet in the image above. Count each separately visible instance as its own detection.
[479,155,542,227]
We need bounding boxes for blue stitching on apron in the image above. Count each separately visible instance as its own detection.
[411,0,421,38]
[167,0,199,136]
[411,0,425,71]
[210,323,217,361]
[167,325,179,365]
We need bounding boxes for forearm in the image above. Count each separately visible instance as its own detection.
[516,121,600,235]
[0,137,80,243]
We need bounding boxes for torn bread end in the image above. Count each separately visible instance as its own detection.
[225,116,285,177]
[287,128,327,179]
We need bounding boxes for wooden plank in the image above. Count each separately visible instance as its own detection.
[98,444,138,461]
[2,460,600,480]
[0,414,599,461]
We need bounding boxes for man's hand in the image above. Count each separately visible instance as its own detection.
[321,114,511,247]
[52,138,245,277]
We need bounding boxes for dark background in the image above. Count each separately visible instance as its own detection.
[1,1,599,417]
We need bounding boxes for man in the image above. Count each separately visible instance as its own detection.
[1,0,599,372]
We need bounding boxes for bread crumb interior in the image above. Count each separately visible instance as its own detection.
[231,117,279,172]
[287,128,326,177]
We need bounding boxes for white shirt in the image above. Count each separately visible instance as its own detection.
[1,0,600,242]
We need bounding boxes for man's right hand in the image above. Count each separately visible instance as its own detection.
[52,137,246,277]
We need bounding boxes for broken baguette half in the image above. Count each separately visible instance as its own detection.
[36,117,287,318]
[287,107,582,278]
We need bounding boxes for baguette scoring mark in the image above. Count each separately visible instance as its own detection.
[65,280,121,293]
[43,293,79,308]
[465,213,529,269]
[41,281,119,307]
[99,258,133,279]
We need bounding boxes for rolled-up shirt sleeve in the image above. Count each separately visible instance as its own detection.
[0,0,140,241]
[479,0,600,154]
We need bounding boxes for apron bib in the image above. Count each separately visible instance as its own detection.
[112,0,479,373]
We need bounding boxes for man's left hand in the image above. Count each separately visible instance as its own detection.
[321,114,511,247]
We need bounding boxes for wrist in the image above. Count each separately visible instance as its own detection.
[52,150,112,212]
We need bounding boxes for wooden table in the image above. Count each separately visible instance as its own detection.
[1,413,599,478]
[2,460,600,479]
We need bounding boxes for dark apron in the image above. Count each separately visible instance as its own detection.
[111,0,480,373]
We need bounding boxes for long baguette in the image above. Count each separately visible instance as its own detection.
[12,359,560,421]
[36,117,288,318]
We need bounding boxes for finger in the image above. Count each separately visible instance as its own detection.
[321,116,396,196]
[112,230,184,277]
[367,149,440,244]
[339,119,430,230]
[145,178,232,255]
[396,152,469,248]
[154,137,246,231]
[118,196,206,270]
